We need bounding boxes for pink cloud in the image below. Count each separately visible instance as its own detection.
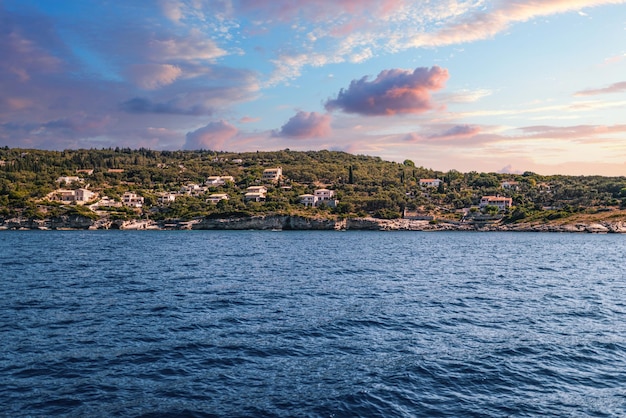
[237,0,403,24]
[0,18,63,83]
[128,64,183,90]
[430,124,481,140]
[276,111,332,138]
[574,81,626,96]
[148,30,226,62]
[518,124,626,141]
[184,120,238,150]
[325,66,449,116]
[410,0,626,47]
[240,116,261,123]
[404,124,484,144]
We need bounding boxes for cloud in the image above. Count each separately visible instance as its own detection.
[497,165,524,174]
[148,29,227,62]
[404,124,484,145]
[120,97,212,115]
[276,111,332,138]
[574,81,626,96]
[184,120,239,150]
[0,9,64,82]
[517,124,626,141]
[430,124,481,140]
[160,0,184,23]
[236,0,406,23]
[409,0,626,48]
[128,64,183,90]
[325,66,449,116]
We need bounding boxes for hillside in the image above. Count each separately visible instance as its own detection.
[1,147,625,230]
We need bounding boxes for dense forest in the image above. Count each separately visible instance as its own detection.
[1,146,626,224]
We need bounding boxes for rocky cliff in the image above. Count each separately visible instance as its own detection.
[1,214,625,233]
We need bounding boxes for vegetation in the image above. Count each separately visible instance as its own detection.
[1,146,625,224]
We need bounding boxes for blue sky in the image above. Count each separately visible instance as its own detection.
[1,0,625,175]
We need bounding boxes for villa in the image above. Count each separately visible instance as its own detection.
[56,176,82,184]
[180,183,207,196]
[157,193,177,205]
[206,176,235,186]
[501,181,520,190]
[479,196,513,211]
[244,186,267,202]
[299,189,339,208]
[122,192,144,208]
[419,179,443,188]
[52,188,95,204]
[262,167,282,182]
[207,193,229,204]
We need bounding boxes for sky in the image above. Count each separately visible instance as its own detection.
[1,0,626,176]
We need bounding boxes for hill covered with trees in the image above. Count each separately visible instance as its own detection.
[1,146,626,229]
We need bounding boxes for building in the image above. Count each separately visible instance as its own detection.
[207,193,229,204]
[52,188,94,203]
[74,188,95,202]
[206,176,235,186]
[419,178,443,188]
[299,194,317,207]
[157,193,176,205]
[314,189,335,201]
[122,192,144,208]
[479,196,513,211]
[246,186,267,195]
[180,183,207,196]
[76,169,94,175]
[95,196,122,208]
[501,181,519,190]
[299,189,339,208]
[262,167,282,182]
[56,176,82,184]
[244,186,267,202]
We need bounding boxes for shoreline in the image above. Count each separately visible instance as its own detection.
[1,214,625,233]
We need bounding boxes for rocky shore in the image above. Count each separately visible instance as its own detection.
[1,214,626,233]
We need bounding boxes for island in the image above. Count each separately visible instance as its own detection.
[1,147,625,232]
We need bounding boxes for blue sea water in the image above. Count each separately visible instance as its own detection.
[1,230,626,417]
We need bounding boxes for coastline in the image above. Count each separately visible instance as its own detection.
[1,214,625,233]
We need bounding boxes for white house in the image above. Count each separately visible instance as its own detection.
[95,196,122,208]
[244,186,267,202]
[180,183,207,196]
[314,189,335,200]
[56,176,82,184]
[232,159,243,164]
[246,186,267,194]
[262,167,282,182]
[56,189,77,202]
[157,193,177,204]
[207,193,229,204]
[122,192,144,208]
[74,188,95,202]
[244,192,266,202]
[53,188,94,203]
[419,178,443,188]
[501,181,520,190]
[299,194,317,207]
[479,196,513,211]
[299,189,339,208]
[206,176,235,186]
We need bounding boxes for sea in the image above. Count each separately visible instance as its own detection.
[1,230,626,417]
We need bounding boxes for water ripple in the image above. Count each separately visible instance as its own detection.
[1,231,626,417]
